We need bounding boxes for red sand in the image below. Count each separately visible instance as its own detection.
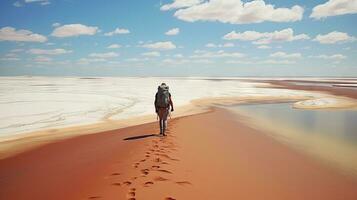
[1,108,357,200]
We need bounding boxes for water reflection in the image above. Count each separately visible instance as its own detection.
[234,103,357,144]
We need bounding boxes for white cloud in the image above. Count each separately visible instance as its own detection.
[104,28,130,36]
[77,58,106,64]
[257,45,271,49]
[13,1,23,7]
[191,50,244,58]
[0,57,20,61]
[25,0,51,6]
[223,28,310,44]
[52,22,60,27]
[261,59,296,64]
[33,56,52,62]
[223,43,235,47]
[0,27,47,42]
[160,0,203,11]
[310,0,357,19]
[205,43,216,48]
[28,48,72,55]
[162,58,209,65]
[10,49,24,52]
[89,52,119,58]
[107,44,121,49]
[173,54,184,58]
[142,51,161,57]
[142,41,176,50]
[270,51,302,59]
[226,60,254,64]
[312,54,347,59]
[313,31,355,44]
[1,53,20,61]
[51,24,98,37]
[166,0,303,24]
[165,28,180,35]
[205,42,234,48]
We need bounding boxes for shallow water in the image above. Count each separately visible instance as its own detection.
[233,103,357,144]
[230,103,357,175]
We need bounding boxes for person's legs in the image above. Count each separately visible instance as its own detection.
[159,119,163,134]
[162,108,169,135]
[158,108,169,136]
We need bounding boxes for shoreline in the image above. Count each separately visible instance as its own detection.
[1,92,357,159]
[1,107,357,199]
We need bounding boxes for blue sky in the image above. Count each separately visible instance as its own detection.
[0,0,356,76]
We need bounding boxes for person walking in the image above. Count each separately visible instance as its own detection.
[154,83,174,136]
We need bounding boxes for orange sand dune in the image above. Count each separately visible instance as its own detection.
[1,108,357,200]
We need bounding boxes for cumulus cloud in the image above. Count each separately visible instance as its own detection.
[52,22,61,27]
[270,51,302,59]
[191,50,244,58]
[163,0,303,24]
[160,0,203,11]
[142,51,161,57]
[205,43,235,48]
[313,31,355,44]
[1,53,20,61]
[104,28,130,36]
[28,48,72,55]
[142,41,176,50]
[257,45,271,49]
[261,59,296,64]
[0,27,47,42]
[310,0,357,19]
[311,54,347,59]
[89,52,119,58]
[77,58,106,64]
[165,28,180,35]
[223,28,310,44]
[34,56,52,63]
[107,44,121,49]
[51,24,98,37]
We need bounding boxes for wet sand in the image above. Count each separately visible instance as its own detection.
[1,107,357,200]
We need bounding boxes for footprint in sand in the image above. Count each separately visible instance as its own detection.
[126,190,136,199]
[154,176,169,181]
[156,153,179,161]
[165,197,176,200]
[153,157,162,163]
[88,196,101,199]
[139,159,146,162]
[123,181,132,186]
[143,181,154,187]
[141,169,149,175]
[156,169,172,174]
[112,182,121,186]
[151,165,160,169]
[176,181,192,186]
[111,172,120,176]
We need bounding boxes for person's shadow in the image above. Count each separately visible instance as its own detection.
[123,133,159,141]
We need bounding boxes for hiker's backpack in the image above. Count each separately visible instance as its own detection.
[156,85,170,108]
